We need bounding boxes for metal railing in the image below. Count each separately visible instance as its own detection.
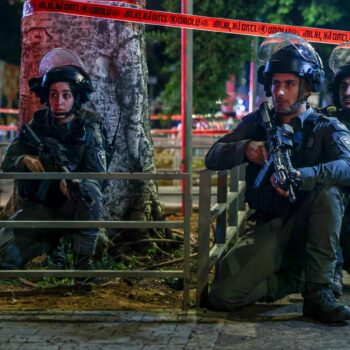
[196,165,249,306]
[153,129,226,172]
[0,171,192,309]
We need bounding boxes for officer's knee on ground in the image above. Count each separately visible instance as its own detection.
[208,278,247,311]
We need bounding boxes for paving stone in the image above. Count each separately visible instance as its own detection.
[57,346,104,350]
[0,325,39,336]
[22,345,59,350]
[220,322,258,338]
[168,335,191,344]
[87,337,131,344]
[9,335,54,343]
[175,324,196,332]
[148,323,178,332]
[0,345,18,350]
[0,336,13,343]
[143,346,185,350]
[97,346,142,350]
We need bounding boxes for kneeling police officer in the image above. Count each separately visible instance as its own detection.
[205,33,350,323]
[0,49,106,273]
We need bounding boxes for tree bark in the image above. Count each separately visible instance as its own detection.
[20,1,165,225]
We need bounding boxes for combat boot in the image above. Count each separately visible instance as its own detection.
[330,267,343,298]
[303,284,350,323]
[45,246,68,270]
[74,254,106,285]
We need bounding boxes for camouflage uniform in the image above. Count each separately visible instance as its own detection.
[0,107,106,268]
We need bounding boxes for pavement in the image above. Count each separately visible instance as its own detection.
[2,284,350,350]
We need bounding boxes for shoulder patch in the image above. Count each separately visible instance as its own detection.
[331,120,349,132]
[340,135,350,150]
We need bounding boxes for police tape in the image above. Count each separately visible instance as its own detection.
[151,129,228,136]
[30,0,350,45]
[73,0,139,6]
[0,125,18,132]
[0,109,19,115]
[0,125,228,135]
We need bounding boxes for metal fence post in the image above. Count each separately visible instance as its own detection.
[238,165,246,211]
[182,172,192,309]
[216,170,227,244]
[228,166,239,228]
[196,169,212,306]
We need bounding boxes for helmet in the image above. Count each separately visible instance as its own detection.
[257,33,324,97]
[38,65,92,104]
[329,42,350,108]
[28,48,93,108]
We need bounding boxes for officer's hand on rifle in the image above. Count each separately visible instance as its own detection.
[60,179,71,199]
[244,141,268,166]
[270,170,301,198]
[23,155,45,172]
[270,174,289,197]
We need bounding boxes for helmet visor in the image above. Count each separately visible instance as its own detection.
[329,42,350,73]
[258,33,322,68]
[39,48,87,76]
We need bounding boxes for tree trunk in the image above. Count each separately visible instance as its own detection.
[20,1,166,231]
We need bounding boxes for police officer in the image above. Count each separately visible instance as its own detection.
[326,43,350,287]
[0,49,106,273]
[205,33,350,323]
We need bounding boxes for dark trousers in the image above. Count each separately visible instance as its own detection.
[0,181,103,269]
[208,185,345,311]
[337,203,350,271]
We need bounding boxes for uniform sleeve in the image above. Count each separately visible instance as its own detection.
[81,122,107,188]
[1,117,43,172]
[1,138,29,172]
[298,121,350,191]
[205,113,257,171]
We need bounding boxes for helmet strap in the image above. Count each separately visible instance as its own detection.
[50,104,75,120]
[53,111,73,118]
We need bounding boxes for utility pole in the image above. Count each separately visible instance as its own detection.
[181,0,193,211]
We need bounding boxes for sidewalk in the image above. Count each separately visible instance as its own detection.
[1,287,350,350]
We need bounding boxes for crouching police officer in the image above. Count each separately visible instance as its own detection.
[322,43,350,293]
[0,48,106,273]
[205,33,350,323]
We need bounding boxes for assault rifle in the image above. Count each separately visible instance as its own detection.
[253,102,300,203]
[21,124,94,210]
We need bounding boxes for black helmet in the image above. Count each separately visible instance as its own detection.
[28,48,93,113]
[329,43,350,108]
[29,65,93,104]
[257,33,324,97]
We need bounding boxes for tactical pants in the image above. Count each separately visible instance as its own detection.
[0,181,103,269]
[208,185,345,311]
[338,203,350,272]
